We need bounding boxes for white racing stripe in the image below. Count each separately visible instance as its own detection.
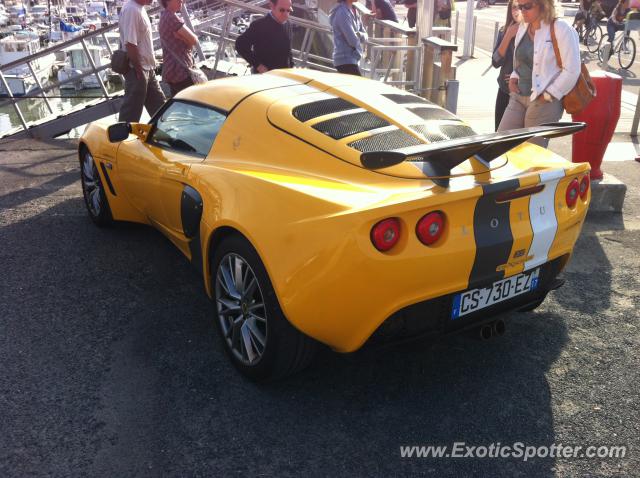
[524,169,565,271]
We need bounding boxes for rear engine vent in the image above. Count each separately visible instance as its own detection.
[410,125,448,143]
[383,93,433,105]
[408,106,458,121]
[349,128,424,152]
[440,124,476,139]
[292,98,358,122]
[313,111,390,140]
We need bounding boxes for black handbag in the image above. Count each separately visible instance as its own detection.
[111,49,130,75]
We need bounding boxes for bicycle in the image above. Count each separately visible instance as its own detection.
[597,27,636,69]
[575,13,604,53]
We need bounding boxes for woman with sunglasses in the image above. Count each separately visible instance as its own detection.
[492,0,521,130]
[497,0,580,147]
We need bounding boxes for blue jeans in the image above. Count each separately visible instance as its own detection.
[607,19,625,43]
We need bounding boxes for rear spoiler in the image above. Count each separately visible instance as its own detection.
[360,122,586,187]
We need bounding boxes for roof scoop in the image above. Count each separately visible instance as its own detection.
[360,122,586,187]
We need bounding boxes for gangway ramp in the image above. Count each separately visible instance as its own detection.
[1,0,422,140]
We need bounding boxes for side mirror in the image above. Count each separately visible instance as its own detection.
[107,122,131,142]
[130,123,152,141]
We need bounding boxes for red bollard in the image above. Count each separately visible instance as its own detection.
[571,71,622,180]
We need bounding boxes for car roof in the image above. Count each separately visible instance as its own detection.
[175,72,305,112]
[178,69,483,179]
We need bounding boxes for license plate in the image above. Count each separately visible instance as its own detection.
[451,268,540,319]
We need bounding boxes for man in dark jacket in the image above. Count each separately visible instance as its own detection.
[235,0,294,73]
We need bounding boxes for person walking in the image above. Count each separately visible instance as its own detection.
[434,0,454,28]
[497,0,580,148]
[235,0,294,73]
[492,0,520,130]
[404,0,417,28]
[118,0,166,122]
[329,0,368,75]
[159,0,199,97]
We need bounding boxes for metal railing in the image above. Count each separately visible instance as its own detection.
[0,21,131,138]
[0,0,452,139]
[366,19,423,89]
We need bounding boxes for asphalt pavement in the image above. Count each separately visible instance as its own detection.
[0,131,638,477]
[0,6,639,474]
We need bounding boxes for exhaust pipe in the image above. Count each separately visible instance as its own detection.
[492,319,506,337]
[479,324,493,340]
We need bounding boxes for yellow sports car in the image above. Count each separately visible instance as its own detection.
[79,69,590,381]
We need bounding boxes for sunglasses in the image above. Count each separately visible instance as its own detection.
[278,7,293,12]
[516,2,536,10]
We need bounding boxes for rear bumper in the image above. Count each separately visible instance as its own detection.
[365,255,568,347]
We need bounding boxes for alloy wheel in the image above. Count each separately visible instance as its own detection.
[81,151,102,217]
[215,253,268,365]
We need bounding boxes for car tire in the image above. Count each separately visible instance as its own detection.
[80,148,113,227]
[211,234,318,381]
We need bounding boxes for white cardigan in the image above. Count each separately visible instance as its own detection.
[510,19,580,102]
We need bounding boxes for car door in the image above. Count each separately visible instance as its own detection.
[116,127,164,223]
[145,100,228,246]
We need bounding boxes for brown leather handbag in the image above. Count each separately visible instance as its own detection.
[550,20,596,114]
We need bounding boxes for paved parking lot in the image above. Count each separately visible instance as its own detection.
[0,139,638,477]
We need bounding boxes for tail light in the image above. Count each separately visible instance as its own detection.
[565,179,580,208]
[579,175,590,200]
[416,211,445,246]
[371,218,401,252]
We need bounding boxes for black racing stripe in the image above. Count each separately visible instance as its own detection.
[468,181,519,289]
[99,162,116,196]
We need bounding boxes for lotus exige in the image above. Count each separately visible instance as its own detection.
[79,69,590,380]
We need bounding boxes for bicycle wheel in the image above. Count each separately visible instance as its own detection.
[618,36,636,69]
[575,23,585,42]
[586,25,603,53]
[597,34,609,63]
